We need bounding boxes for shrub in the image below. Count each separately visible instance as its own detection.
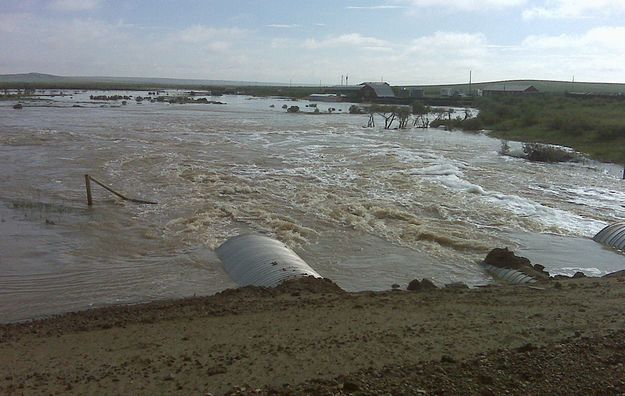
[522,143,576,163]
[460,117,483,131]
[411,101,429,115]
[429,119,448,129]
[499,140,510,156]
[349,105,363,114]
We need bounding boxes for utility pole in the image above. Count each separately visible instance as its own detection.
[469,69,472,96]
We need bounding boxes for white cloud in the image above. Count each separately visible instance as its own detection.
[266,24,300,28]
[523,26,625,52]
[303,33,391,49]
[346,5,404,10]
[270,38,291,49]
[48,0,101,12]
[410,31,487,46]
[171,25,247,46]
[0,13,34,34]
[0,16,252,78]
[407,31,489,57]
[522,33,575,49]
[505,26,625,81]
[522,0,625,19]
[403,0,525,11]
[164,25,248,52]
[363,46,395,52]
[392,31,491,83]
[2,9,625,85]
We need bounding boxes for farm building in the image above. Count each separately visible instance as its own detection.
[440,88,466,97]
[359,82,395,100]
[325,82,396,102]
[480,85,539,96]
[399,87,425,98]
[307,93,345,102]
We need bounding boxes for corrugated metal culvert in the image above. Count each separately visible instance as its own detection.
[216,234,321,287]
[593,222,625,251]
[480,263,537,285]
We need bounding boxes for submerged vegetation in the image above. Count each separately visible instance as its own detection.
[454,95,625,163]
[522,143,580,163]
[499,140,583,163]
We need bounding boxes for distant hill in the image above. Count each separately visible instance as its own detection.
[0,73,70,83]
[0,72,290,88]
[405,79,625,95]
[3,73,625,95]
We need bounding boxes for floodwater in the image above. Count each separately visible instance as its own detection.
[1,91,624,322]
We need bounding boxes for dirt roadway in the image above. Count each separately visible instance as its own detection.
[1,276,625,395]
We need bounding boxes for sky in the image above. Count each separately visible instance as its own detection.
[2,0,625,85]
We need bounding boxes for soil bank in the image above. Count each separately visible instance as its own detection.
[1,276,625,395]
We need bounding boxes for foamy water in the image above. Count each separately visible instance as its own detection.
[1,91,624,322]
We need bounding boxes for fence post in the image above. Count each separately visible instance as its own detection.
[85,174,93,206]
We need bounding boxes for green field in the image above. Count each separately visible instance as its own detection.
[449,95,625,163]
[407,79,625,96]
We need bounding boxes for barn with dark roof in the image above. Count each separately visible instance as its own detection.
[480,84,539,96]
[324,82,396,102]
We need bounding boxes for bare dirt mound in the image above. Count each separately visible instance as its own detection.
[217,276,344,298]
[274,276,345,294]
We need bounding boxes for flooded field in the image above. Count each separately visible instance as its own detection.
[2,91,625,322]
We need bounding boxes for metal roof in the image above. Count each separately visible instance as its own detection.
[360,82,396,97]
[482,84,538,92]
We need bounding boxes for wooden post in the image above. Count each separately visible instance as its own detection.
[85,174,93,206]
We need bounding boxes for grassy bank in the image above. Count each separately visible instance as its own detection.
[454,95,625,163]
[409,79,625,96]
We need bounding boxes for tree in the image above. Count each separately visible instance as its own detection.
[363,104,416,130]
[366,111,375,127]
[412,101,431,128]
[396,106,412,129]
[369,104,398,129]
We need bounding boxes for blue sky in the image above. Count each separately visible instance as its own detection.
[2,0,625,84]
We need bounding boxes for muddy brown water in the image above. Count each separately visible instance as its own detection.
[1,92,624,322]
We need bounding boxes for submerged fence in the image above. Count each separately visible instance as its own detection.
[84,174,157,206]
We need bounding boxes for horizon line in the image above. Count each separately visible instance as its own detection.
[2,72,625,87]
